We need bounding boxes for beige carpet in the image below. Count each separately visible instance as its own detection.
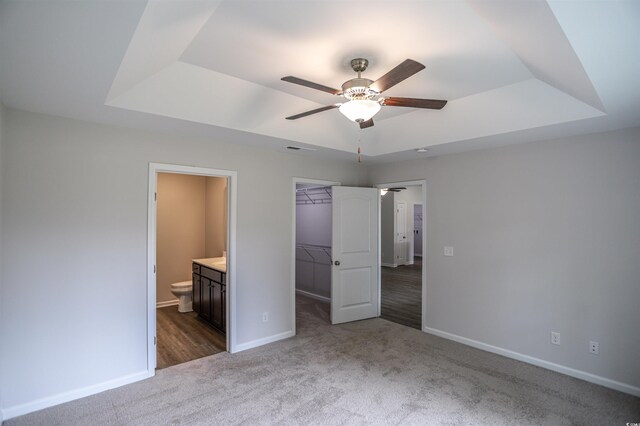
[7,295,639,425]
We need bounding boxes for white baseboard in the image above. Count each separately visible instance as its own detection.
[423,326,640,398]
[381,262,397,268]
[156,299,179,308]
[233,330,295,353]
[295,289,330,303]
[1,370,153,421]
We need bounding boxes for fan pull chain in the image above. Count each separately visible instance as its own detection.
[357,129,362,163]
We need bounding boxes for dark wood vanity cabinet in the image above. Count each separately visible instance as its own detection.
[192,262,226,334]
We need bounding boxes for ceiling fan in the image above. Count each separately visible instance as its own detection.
[282,58,447,129]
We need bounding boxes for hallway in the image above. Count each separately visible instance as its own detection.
[381,257,422,329]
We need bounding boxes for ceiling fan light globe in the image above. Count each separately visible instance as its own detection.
[338,100,381,123]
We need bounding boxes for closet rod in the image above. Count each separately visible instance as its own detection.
[296,185,332,194]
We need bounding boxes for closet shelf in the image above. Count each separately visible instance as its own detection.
[296,186,332,205]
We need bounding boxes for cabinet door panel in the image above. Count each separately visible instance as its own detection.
[192,273,201,313]
[211,282,223,330]
[200,277,212,321]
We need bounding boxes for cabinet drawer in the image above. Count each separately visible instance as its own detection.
[192,263,200,274]
[200,265,222,283]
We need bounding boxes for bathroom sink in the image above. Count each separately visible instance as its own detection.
[193,257,227,272]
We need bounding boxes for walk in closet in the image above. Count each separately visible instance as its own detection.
[295,185,332,302]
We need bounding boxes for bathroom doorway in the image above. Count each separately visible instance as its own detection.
[148,163,237,373]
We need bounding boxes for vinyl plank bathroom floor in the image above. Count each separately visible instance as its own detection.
[156,306,226,369]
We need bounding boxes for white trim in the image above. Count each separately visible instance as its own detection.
[234,331,295,353]
[295,289,330,303]
[375,180,427,331]
[148,162,239,374]
[1,370,153,421]
[156,299,179,308]
[291,178,340,337]
[381,262,398,268]
[424,327,640,398]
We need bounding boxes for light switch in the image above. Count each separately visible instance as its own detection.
[444,246,454,256]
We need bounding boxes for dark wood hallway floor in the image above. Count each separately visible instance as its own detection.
[156,305,226,369]
[381,257,422,330]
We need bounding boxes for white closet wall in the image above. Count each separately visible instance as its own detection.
[295,186,332,301]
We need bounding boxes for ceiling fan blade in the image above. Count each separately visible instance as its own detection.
[285,104,339,120]
[370,59,425,93]
[359,118,374,129]
[383,97,447,109]
[281,76,341,95]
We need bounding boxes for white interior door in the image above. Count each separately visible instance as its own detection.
[331,186,379,324]
[395,202,408,265]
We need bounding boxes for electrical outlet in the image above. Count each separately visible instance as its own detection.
[589,341,599,355]
[551,332,561,345]
[262,312,269,323]
[444,246,454,257]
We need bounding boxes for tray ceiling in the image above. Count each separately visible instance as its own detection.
[1,0,639,163]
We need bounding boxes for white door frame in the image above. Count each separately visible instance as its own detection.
[375,180,427,331]
[147,162,238,373]
[291,177,340,335]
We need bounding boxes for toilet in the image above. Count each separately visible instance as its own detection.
[170,280,193,313]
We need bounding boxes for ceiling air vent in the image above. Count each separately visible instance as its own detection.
[286,146,316,151]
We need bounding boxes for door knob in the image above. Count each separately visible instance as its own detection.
[334,260,340,266]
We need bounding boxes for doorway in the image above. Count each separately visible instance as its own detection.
[155,172,227,369]
[148,163,237,374]
[292,178,339,333]
[377,180,426,331]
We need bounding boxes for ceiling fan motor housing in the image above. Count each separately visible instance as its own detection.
[341,78,378,100]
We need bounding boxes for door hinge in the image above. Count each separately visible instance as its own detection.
[154,265,156,273]
[154,336,156,345]
[154,192,157,201]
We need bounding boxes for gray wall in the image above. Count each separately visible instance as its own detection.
[368,127,640,389]
[1,105,638,414]
[0,108,365,412]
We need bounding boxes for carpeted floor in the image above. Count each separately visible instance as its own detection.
[7,295,639,425]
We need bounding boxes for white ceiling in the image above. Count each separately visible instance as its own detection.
[1,0,639,163]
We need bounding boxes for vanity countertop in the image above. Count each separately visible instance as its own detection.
[193,257,227,273]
